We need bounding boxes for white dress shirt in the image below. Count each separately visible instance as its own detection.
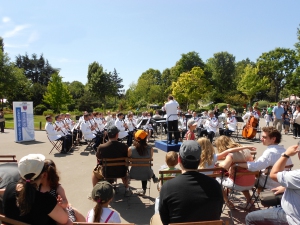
[125,118,137,131]
[80,121,96,140]
[45,122,62,141]
[227,116,237,131]
[163,100,179,121]
[204,117,219,133]
[115,119,128,139]
[247,145,293,189]
[242,111,259,122]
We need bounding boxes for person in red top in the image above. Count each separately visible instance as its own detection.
[185,119,197,140]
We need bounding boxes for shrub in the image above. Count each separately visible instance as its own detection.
[43,110,54,116]
[256,100,270,109]
[34,104,47,115]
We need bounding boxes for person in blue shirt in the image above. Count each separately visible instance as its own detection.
[272,102,284,133]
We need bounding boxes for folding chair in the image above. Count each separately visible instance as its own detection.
[0,214,30,225]
[47,135,63,154]
[0,155,17,163]
[128,158,153,204]
[170,220,229,225]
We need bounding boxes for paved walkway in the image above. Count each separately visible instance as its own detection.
[0,123,299,225]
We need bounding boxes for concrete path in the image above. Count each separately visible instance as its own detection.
[0,122,299,225]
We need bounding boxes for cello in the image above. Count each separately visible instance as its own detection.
[242,116,258,139]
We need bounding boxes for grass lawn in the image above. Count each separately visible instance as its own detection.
[3,113,69,130]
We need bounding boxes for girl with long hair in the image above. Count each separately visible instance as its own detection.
[86,181,121,223]
[39,159,85,222]
[214,136,256,210]
[3,154,69,225]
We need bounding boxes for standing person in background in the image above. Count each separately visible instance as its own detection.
[162,95,179,144]
[0,109,4,133]
[292,104,300,139]
[214,105,220,118]
[273,102,284,133]
[267,105,273,122]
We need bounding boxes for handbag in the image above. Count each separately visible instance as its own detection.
[93,164,104,180]
[260,190,283,207]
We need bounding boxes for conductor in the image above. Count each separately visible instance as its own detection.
[162,95,180,144]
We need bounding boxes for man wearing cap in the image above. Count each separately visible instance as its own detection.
[95,126,131,196]
[157,141,223,224]
[162,95,180,144]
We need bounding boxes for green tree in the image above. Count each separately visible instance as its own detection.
[257,48,299,102]
[295,25,300,56]
[15,53,58,86]
[172,67,211,109]
[68,81,85,100]
[43,72,73,112]
[206,52,236,102]
[237,65,269,104]
[170,51,205,81]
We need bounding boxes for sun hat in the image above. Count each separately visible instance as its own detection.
[18,154,45,180]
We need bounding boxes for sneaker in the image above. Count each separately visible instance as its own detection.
[152,176,159,183]
[125,188,132,197]
[297,137,300,139]
[137,189,146,196]
[293,136,296,139]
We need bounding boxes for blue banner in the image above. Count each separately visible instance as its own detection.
[16,107,23,141]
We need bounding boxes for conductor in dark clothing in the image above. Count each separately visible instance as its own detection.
[159,141,223,224]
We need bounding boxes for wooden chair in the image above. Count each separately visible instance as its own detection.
[73,223,135,225]
[99,157,129,194]
[170,220,229,225]
[0,155,17,163]
[0,214,30,225]
[127,158,153,198]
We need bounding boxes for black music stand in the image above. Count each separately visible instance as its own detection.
[235,116,244,123]
[137,119,149,129]
[185,114,192,131]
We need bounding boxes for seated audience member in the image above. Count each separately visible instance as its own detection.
[246,145,300,225]
[2,154,69,225]
[129,130,159,196]
[214,136,256,209]
[39,159,85,222]
[219,111,237,136]
[95,126,131,197]
[0,163,20,214]
[80,114,101,151]
[197,137,255,175]
[45,115,71,153]
[199,110,218,143]
[158,151,180,187]
[185,119,197,140]
[86,181,121,223]
[238,127,293,190]
[152,141,223,225]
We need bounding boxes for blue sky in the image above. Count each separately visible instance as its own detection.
[1,1,299,90]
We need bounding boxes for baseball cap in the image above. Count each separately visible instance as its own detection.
[92,181,114,203]
[18,154,45,180]
[135,130,148,140]
[107,126,119,137]
[179,140,201,161]
[187,119,197,127]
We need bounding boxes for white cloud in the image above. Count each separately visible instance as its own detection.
[5,43,29,48]
[2,17,11,23]
[3,24,30,38]
[28,31,39,43]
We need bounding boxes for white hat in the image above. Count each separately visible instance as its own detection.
[18,154,45,181]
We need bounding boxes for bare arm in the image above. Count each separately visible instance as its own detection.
[56,185,68,209]
[217,146,256,160]
[150,147,154,158]
[270,145,298,182]
[127,147,132,157]
[217,155,233,170]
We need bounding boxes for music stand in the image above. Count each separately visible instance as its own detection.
[75,115,82,121]
[137,119,149,129]
[235,116,244,123]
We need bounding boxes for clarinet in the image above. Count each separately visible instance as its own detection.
[54,122,67,136]
[62,120,71,133]
[92,117,102,135]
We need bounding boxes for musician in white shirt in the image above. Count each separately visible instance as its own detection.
[65,113,75,130]
[125,113,137,146]
[162,95,179,144]
[178,113,187,141]
[55,115,69,136]
[242,107,259,122]
[45,115,70,153]
[80,114,101,150]
[199,111,219,143]
[115,113,128,140]
[219,111,237,137]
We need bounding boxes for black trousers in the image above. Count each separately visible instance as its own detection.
[200,129,215,143]
[167,120,179,142]
[293,123,300,137]
[0,122,4,133]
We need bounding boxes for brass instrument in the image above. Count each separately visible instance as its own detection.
[54,121,67,136]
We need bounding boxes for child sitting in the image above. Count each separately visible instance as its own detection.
[39,159,85,222]
[86,181,121,223]
[185,119,197,140]
[159,151,180,184]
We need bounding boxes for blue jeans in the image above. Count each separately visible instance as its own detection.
[245,207,288,225]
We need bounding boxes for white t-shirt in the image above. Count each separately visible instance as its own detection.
[163,100,179,121]
[200,154,218,175]
[278,170,300,225]
[86,207,121,223]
